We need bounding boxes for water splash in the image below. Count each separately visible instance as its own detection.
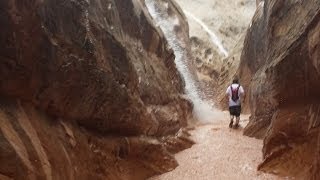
[145,0,219,122]
[183,11,229,57]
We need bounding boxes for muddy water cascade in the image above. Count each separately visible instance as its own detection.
[145,0,225,122]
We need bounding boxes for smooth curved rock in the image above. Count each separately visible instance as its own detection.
[0,0,194,179]
[0,0,192,136]
[240,0,320,178]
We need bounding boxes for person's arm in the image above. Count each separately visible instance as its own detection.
[226,87,230,99]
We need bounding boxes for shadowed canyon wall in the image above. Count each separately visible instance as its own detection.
[239,0,320,178]
[0,0,194,179]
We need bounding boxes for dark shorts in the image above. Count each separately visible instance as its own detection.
[229,105,241,117]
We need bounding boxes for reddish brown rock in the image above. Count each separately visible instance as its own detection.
[216,34,250,113]
[239,0,320,178]
[310,131,320,180]
[0,99,184,179]
[0,0,190,136]
[0,0,194,179]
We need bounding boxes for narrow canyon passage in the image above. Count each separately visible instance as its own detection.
[150,112,283,180]
[1,0,319,179]
[143,3,265,178]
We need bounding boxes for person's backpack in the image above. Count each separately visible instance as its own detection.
[230,84,240,102]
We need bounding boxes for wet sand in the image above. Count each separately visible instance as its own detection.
[150,113,284,180]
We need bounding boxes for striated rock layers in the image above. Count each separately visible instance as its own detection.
[240,0,320,178]
[0,0,194,179]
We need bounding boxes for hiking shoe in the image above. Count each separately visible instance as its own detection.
[229,121,233,128]
[233,123,239,129]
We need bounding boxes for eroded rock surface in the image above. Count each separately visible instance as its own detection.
[216,34,249,112]
[240,0,320,178]
[0,0,194,179]
[175,0,256,102]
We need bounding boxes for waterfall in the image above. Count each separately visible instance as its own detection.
[145,0,221,122]
[183,11,229,57]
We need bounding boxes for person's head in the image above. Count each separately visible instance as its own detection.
[232,77,239,84]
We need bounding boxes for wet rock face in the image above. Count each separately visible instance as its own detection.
[175,0,256,104]
[240,0,320,178]
[0,0,194,179]
[216,34,248,112]
[190,37,221,100]
[256,0,263,6]
[0,0,189,135]
[0,99,193,180]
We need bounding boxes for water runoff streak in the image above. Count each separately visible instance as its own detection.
[183,11,229,57]
[145,0,222,122]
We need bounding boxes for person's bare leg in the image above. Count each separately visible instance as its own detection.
[234,116,240,128]
[229,115,234,128]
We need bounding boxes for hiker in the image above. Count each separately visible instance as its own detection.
[226,78,245,128]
